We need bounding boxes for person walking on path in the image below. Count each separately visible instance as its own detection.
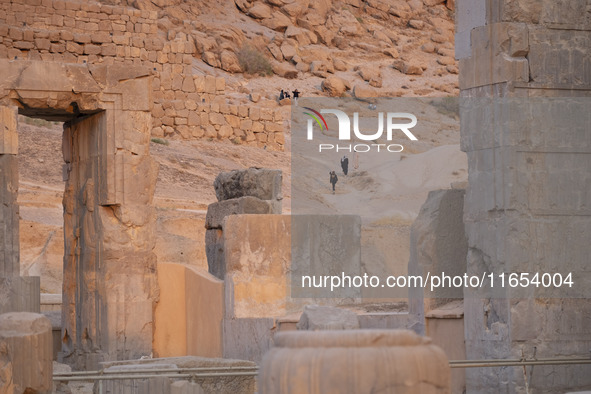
[292,89,300,106]
[329,171,338,194]
[341,155,349,175]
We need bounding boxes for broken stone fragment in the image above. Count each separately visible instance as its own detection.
[205,196,275,229]
[213,168,282,209]
[393,59,425,75]
[296,305,360,330]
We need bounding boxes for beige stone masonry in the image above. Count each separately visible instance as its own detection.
[0,0,286,149]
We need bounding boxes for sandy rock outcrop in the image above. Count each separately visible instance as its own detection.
[261,11,292,31]
[221,50,242,73]
[272,62,298,79]
[393,59,426,75]
[353,84,379,101]
[321,76,350,97]
[280,43,297,61]
[248,2,272,19]
[327,10,365,37]
[357,65,383,88]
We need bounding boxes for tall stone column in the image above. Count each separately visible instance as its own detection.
[0,106,40,314]
[458,1,591,392]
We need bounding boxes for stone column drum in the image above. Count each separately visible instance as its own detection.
[0,312,53,394]
[259,330,450,394]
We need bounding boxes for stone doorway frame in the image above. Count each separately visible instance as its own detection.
[0,59,159,370]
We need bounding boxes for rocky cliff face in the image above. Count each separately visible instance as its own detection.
[98,0,458,97]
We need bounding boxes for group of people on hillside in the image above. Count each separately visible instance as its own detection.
[329,154,358,194]
[279,89,300,105]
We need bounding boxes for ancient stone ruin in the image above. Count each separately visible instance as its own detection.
[0,59,159,371]
[205,168,283,279]
[0,0,288,149]
[0,0,590,393]
[457,0,591,392]
[260,330,451,394]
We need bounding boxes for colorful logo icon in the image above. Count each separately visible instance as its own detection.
[303,107,328,132]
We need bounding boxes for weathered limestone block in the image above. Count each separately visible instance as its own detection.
[459,22,529,89]
[115,110,153,156]
[153,263,224,359]
[538,1,590,28]
[99,356,256,394]
[408,188,467,334]
[0,313,52,394]
[98,364,206,394]
[248,3,272,19]
[0,61,101,102]
[205,196,274,229]
[290,215,362,299]
[216,77,225,92]
[296,305,360,330]
[213,168,282,213]
[224,215,291,318]
[527,28,591,86]
[222,215,362,318]
[260,330,450,394]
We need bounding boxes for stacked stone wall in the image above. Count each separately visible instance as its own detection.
[0,0,286,150]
